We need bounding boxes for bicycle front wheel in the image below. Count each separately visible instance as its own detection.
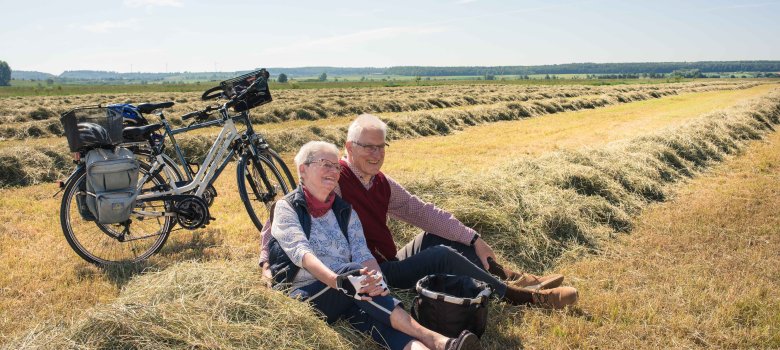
[60,164,173,266]
[237,154,291,231]
[263,148,297,191]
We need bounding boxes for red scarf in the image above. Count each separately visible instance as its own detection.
[303,186,335,218]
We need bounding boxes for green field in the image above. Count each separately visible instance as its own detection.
[0,77,716,97]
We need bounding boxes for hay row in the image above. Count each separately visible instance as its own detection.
[398,91,780,273]
[252,81,758,123]
[0,83,766,188]
[0,81,761,141]
[171,83,765,161]
[5,261,354,350]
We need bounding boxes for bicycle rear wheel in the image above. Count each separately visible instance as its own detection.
[237,154,291,231]
[60,164,173,265]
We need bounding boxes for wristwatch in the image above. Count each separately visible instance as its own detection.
[469,233,481,246]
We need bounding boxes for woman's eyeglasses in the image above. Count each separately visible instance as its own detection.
[306,158,343,172]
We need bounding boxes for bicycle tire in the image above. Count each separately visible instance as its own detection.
[60,163,173,266]
[263,148,297,191]
[237,153,291,231]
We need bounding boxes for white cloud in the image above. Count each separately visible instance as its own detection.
[124,0,183,8]
[82,19,140,33]
[263,26,447,55]
[704,2,779,11]
[337,8,385,17]
[455,0,479,4]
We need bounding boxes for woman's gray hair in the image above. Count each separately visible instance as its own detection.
[347,114,387,142]
[294,141,340,179]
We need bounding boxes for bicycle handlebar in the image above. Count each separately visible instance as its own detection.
[181,105,219,121]
[201,86,223,101]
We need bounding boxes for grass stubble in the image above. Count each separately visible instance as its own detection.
[515,119,780,349]
[1,85,780,349]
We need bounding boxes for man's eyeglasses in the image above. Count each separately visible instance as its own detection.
[353,141,389,153]
[306,158,343,172]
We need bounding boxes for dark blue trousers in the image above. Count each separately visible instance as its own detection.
[381,232,508,297]
[290,263,414,350]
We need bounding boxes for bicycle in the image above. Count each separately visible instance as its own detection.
[59,69,296,265]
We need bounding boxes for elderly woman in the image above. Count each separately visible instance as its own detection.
[268,141,481,350]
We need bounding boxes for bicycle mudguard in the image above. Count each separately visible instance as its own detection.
[61,165,86,191]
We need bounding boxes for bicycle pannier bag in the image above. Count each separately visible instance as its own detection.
[75,180,96,221]
[84,147,140,224]
[411,274,492,338]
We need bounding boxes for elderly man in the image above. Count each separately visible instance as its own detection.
[261,114,577,308]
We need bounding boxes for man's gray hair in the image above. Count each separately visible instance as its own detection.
[294,141,340,179]
[347,114,387,142]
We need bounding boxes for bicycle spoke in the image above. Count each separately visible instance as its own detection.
[62,166,172,265]
[238,154,291,231]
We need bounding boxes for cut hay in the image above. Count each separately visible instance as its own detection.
[6,261,354,350]
[398,90,780,272]
[0,146,70,187]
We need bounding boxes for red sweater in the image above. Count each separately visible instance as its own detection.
[338,160,397,263]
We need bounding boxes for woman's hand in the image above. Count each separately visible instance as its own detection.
[358,268,389,299]
[334,268,388,301]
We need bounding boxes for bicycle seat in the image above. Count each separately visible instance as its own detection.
[123,123,164,142]
[137,102,175,114]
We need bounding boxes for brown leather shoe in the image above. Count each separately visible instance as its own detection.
[528,286,579,309]
[445,330,482,350]
[487,257,564,289]
[512,273,564,290]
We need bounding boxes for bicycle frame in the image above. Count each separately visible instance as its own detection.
[136,108,259,201]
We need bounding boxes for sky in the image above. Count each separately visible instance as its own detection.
[2,0,779,74]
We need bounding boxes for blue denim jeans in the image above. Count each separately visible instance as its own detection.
[290,263,414,350]
[380,232,508,297]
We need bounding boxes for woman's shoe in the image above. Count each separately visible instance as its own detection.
[445,330,482,350]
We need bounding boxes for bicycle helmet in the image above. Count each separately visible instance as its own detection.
[108,103,148,126]
[77,122,111,147]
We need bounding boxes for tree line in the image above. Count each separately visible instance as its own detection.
[5,61,780,85]
[384,61,780,76]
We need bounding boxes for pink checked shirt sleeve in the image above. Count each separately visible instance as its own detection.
[259,219,272,265]
[384,174,476,245]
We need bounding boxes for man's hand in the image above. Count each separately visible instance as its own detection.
[474,237,498,270]
[260,262,273,288]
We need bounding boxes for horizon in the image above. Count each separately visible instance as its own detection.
[14,59,780,76]
[3,0,780,75]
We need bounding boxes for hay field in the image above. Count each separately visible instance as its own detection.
[1,81,779,349]
[0,81,766,188]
